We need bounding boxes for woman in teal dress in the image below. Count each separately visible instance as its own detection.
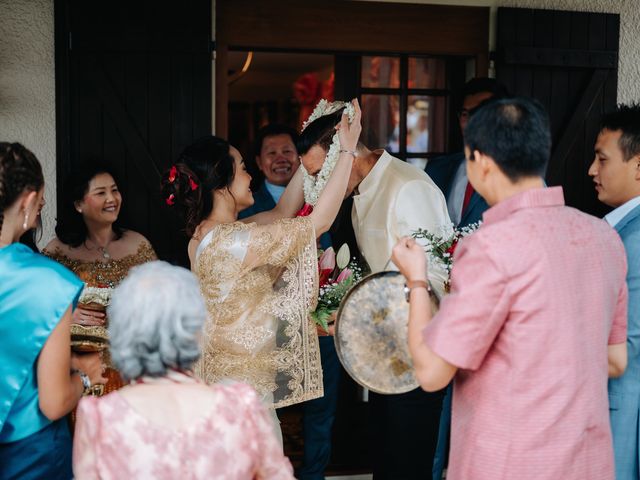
[0,143,105,479]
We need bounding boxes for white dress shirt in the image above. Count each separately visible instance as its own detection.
[447,160,468,226]
[605,195,640,227]
[351,150,452,298]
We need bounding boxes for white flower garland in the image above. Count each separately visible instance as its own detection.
[302,99,356,206]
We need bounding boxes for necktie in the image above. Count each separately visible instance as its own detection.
[461,182,474,216]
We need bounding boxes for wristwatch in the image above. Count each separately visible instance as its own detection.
[404,280,429,303]
[74,370,92,391]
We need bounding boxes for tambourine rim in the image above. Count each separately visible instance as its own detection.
[334,270,417,395]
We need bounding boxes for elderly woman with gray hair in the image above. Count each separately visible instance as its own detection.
[72,261,295,479]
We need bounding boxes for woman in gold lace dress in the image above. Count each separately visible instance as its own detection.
[43,164,157,397]
[160,101,361,433]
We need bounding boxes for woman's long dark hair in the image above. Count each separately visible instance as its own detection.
[56,164,124,247]
[160,136,236,237]
[0,142,44,239]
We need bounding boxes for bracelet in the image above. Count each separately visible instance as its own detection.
[339,149,357,158]
[407,279,430,292]
[73,369,92,391]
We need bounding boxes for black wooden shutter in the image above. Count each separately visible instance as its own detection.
[56,0,212,265]
[496,7,619,217]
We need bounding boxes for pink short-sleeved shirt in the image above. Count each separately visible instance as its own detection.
[424,187,628,480]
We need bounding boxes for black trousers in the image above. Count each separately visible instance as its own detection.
[370,387,445,480]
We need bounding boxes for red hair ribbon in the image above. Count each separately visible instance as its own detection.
[189,177,198,191]
[166,193,175,206]
[168,166,177,183]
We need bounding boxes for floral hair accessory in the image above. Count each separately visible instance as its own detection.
[168,166,177,183]
[302,99,356,206]
[189,176,198,191]
[166,193,175,206]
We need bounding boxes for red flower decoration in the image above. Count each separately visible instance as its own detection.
[168,166,177,183]
[319,269,333,287]
[446,239,459,257]
[189,176,198,191]
[166,193,175,206]
[296,203,314,217]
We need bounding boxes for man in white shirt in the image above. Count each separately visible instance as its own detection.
[589,103,640,480]
[299,106,451,479]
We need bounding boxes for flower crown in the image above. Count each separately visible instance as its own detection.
[302,99,355,131]
[302,99,356,206]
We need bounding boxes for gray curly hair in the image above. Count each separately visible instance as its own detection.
[107,261,207,381]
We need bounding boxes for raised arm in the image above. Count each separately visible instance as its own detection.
[245,100,362,232]
[308,99,362,235]
[242,167,305,225]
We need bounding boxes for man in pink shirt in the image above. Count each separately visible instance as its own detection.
[392,97,628,479]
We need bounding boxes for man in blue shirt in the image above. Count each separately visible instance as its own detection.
[589,104,640,480]
[239,124,300,218]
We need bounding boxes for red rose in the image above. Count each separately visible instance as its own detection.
[319,269,332,287]
[296,203,314,217]
[446,240,459,256]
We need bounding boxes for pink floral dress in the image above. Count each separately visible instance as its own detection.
[72,382,294,479]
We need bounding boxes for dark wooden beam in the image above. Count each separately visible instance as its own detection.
[500,46,618,69]
[217,0,489,56]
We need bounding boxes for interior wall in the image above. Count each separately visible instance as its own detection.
[0,0,56,245]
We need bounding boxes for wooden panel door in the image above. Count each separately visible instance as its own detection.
[55,0,212,264]
[496,7,619,217]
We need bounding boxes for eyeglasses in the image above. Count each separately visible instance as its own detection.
[457,106,482,120]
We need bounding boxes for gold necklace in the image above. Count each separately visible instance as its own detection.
[85,235,114,259]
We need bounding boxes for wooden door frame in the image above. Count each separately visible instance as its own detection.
[214,0,490,137]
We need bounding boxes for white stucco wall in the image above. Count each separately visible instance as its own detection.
[0,0,56,245]
[1,0,638,244]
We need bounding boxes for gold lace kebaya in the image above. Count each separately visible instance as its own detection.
[193,217,323,409]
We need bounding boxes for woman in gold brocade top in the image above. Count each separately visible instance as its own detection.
[43,164,157,397]
[160,101,361,437]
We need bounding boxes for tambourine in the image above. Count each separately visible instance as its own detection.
[334,271,439,394]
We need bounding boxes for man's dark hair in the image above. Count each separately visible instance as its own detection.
[296,107,345,155]
[253,124,299,159]
[461,77,509,101]
[600,103,640,162]
[465,97,551,182]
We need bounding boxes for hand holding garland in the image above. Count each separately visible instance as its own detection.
[308,98,362,235]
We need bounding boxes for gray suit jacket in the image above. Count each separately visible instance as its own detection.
[609,202,640,480]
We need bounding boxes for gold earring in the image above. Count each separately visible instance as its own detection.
[22,213,29,230]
